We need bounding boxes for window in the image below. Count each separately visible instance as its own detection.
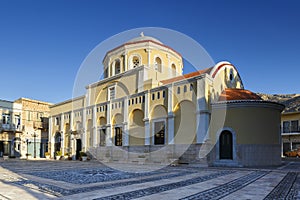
[114,127,122,146]
[177,86,180,94]
[283,121,290,133]
[128,100,130,105]
[155,57,162,72]
[132,99,134,105]
[229,68,234,82]
[152,93,155,100]
[171,64,176,77]
[55,117,60,125]
[163,91,166,98]
[2,114,10,124]
[104,68,108,78]
[154,121,165,145]
[115,60,121,75]
[157,92,160,99]
[142,96,145,103]
[190,83,194,91]
[291,120,299,132]
[132,56,140,68]
[108,86,116,100]
[184,85,187,93]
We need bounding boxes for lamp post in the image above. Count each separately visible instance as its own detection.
[32,132,37,158]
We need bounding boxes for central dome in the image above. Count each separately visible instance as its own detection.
[128,32,163,44]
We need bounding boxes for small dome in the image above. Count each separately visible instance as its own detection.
[218,88,262,101]
[128,32,163,44]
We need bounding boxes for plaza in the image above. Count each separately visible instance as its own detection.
[0,159,299,199]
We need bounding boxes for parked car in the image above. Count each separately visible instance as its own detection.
[284,149,300,157]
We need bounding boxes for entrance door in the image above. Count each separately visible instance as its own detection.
[100,129,106,146]
[76,139,82,159]
[154,121,165,145]
[219,130,233,159]
[114,127,122,146]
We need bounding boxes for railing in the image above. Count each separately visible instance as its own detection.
[0,123,22,132]
[33,121,48,129]
[281,127,300,133]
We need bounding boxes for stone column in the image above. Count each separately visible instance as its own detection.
[196,78,209,144]
[48,117,53,155]
[92,106,97,147]
[123,98,129,146]
[144,92,150,145]
[82,108,87,151]
[167,85,175,144]
[60,113,65,155]
[70,112,75,156]
[106,103,112,146]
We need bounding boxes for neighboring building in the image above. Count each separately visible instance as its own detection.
[14,98,51,158]
[0,99,22,157]
[49,34,284,167]
[282,111,300,153]
[258,93,300,156]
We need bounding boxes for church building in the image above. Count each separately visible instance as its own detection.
[49,34,284,167]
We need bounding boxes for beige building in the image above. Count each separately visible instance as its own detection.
[15,98,51,158]
[0,99,22,157]
[281,111,300,154]
[0,98,51,158]
[49,34,284,167]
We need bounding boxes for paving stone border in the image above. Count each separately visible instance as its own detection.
[264,172,298,200]
[181,171,269,200]
[93,170,235,200]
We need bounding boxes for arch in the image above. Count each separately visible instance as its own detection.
[98,117,107,126]
[129,109,145,145]
[54,132,61,152]
[219,130,233,159]
[150,104,167,120]
[174,100,196,144]
[154,56,162,72]
[215,127,237,162]
[112,113,124,125]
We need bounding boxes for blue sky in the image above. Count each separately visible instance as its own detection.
[0,0,299,103]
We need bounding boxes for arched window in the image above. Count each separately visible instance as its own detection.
[184,85,187,93]
[157,91,160,99]
[177,86,180,94]
[115,60,121,75]
[171,64,176,77]
[155,57,162,72]
[132,56,140,68]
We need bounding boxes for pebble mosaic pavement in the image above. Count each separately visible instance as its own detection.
[0,159,299,199]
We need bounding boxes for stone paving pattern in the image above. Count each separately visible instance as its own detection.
[0,159,300,199]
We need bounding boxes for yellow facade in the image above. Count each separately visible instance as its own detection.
[49,34,283,167]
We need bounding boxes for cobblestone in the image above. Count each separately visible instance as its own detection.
[0,159,300,199]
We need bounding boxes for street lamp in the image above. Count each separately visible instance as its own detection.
[32,132,38,158]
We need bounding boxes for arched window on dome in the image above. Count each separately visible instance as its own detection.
[155,57,162,72]
[115,60,121,75]
[104,68,108,78]
[132,56,140,68]
[171,64,176,77]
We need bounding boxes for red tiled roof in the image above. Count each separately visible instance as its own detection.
[160,67,213,85]
[218,88,262,101]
